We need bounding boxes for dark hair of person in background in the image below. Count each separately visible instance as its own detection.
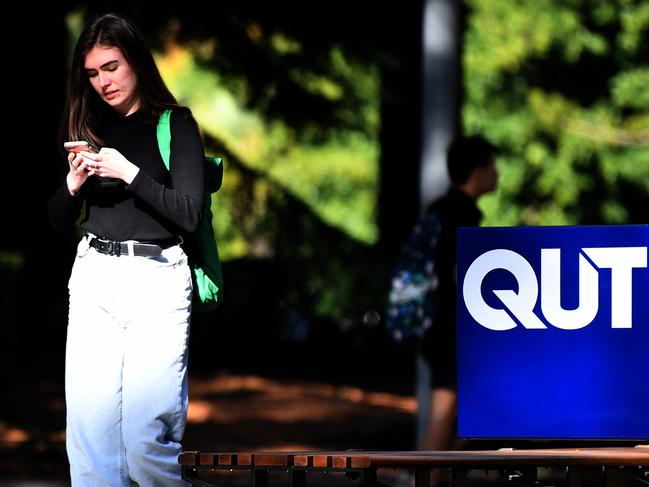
[447,135,500,185]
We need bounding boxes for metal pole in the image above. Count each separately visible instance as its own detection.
[417,0,461,449]
[420,0,460,212]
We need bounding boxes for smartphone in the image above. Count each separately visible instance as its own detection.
[64,141,92,154]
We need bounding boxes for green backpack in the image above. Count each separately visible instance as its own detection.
[156,109,224,311]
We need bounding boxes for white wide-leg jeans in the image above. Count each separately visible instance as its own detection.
[66,236,192,487]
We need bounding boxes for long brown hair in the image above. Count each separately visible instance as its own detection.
[60,12,179,150]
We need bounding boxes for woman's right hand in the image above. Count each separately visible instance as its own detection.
[66,151,96,196]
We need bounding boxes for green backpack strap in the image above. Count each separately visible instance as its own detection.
[155,108,224,312]
[156,108,223,193]
[156,109,173,170]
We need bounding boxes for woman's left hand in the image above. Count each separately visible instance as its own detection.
[81,147,140,184]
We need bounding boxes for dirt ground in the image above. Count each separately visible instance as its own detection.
[0,370,416,484]
[3,372,646,487]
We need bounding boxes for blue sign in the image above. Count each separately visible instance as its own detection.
[457,225,649,440]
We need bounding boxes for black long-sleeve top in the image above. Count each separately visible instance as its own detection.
[422,187,482,372]
[48,107,204,242]
[428,187,482,306]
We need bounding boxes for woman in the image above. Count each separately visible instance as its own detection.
[48,12,204,486]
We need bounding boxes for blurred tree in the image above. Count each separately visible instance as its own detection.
[73,1,424,347]
[463,0,649,226]
[8,1,647,376]
[81,0,423,249]
[0,1,423,380]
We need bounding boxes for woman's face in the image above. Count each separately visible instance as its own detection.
[84,44,140,116]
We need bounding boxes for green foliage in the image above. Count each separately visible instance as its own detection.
[0,251,24,269]
[157,45,380,259]
[612,68,649,109]
[465,0,649,227]
[64,2,649,332]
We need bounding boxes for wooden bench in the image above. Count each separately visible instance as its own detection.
[179,446,649,487]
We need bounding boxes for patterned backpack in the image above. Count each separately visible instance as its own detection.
[385,212,441,342]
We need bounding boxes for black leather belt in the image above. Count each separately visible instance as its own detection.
[89,237,175,257]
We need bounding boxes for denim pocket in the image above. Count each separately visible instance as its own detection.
[76,236,91,258]
[67,238,92,291]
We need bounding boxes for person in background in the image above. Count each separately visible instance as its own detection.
[420,135,499,486]
[48,12,205,486]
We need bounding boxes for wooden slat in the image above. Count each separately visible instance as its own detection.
[351,448,649,468]
[218,454,234,466]
[332,456,350,468]
[238,453,253,466]
[199,453,218,465]
[178,451,198,465]
[350,456,371,468]
[312,455,331,468]
[253,454,290,467]
[294,455,309,467]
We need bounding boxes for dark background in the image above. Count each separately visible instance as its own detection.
[1,2,425,481]
[2,3,647,485]
[1,1,424,385]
